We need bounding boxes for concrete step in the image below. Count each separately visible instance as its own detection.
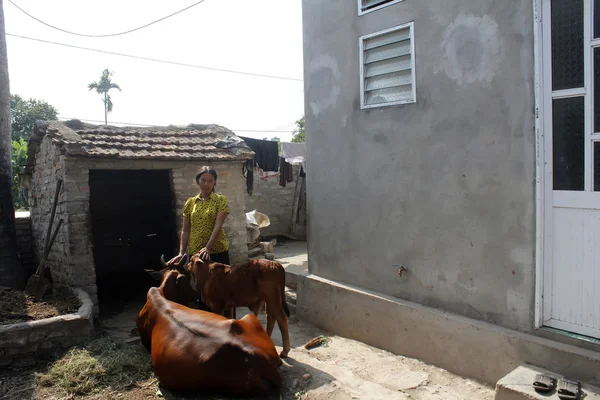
[284,263,308,290]
[285,287,297,316]
[496,364,600,400]
[285,287,297,305]
[287,302,296,316]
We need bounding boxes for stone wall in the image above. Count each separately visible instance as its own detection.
[244,165,306,237]
[28,136,69,293]
[15,213,34,277]
[28,135,248,308]
[0,288,93,368]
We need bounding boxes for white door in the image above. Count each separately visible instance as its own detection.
[542,0,600,338]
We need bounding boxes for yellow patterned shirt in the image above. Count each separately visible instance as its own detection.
[183,192,229,255]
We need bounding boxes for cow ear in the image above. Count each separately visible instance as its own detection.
[145,269,163,281]
[176,274,186,285]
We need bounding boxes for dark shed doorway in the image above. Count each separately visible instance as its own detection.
[89,169,177,315]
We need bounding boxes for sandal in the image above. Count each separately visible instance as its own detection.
[532,373,557,393]
[557,377,581,400]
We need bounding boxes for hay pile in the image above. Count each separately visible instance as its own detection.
[36,337,153,396]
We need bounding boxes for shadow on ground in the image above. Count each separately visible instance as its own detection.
[158,356,336,400]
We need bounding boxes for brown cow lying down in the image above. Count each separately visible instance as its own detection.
[157,254,292,358]
[137,268,282,396]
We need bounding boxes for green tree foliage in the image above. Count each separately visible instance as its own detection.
[291,116,305,143]
[88,69,122,125]
[8,94,58,210]
[11,137,28,210]
[10,94,58,141]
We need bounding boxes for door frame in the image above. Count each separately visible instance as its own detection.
[533,0,545,330]
[533,0,599,333]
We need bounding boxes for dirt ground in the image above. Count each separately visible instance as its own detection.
[0,300,494,400]
[0,286,81,324]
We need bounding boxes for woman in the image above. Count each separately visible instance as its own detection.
[167,165,230,274]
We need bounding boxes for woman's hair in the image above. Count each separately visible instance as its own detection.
[195,166,218,192]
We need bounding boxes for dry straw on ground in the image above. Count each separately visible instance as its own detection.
[36,336,153,396]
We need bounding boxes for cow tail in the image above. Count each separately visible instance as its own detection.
[279,263,290,317]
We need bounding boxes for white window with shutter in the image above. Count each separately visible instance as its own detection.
[358,0,404,16]
[359,22,416,109]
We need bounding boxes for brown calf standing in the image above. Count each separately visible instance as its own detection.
[158,255,292,358]
[137,268,282,396]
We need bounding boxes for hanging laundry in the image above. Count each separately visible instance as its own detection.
[281,142,307,172]
[279,157,294,187]
[243,160,254,195]
[260,170,280,180]
[240,137,280,172]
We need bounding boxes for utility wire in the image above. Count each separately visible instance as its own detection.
[58,116,295,132]
[7,0,206,38]
[6,33,304,82]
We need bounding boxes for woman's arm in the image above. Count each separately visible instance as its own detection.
[168,215,190,265]
[179,215,191,255]
[199,211,228,260]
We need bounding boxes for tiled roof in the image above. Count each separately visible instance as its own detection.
[27,120,254,164]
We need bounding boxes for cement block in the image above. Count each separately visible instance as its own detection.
[260,240,276,253]
[495,364,600,400]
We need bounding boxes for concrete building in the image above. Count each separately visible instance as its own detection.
[299,0,600,388]
[25,120,253,313]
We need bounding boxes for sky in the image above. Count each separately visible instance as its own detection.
[4,0,305,142]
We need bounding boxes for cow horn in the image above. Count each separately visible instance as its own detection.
[160,254,168,268]
[176,253,189,272]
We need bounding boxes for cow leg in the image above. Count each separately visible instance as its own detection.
[224,307,235,319]
[266,312,276,337]
[276,314,291,358]
[250,300,265,317]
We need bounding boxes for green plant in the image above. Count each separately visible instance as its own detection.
[291,116,305,143]
[11,137,28,210]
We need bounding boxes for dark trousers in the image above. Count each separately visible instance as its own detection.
[196,251,236,318]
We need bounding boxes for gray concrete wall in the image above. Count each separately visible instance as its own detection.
[302,0,536,331]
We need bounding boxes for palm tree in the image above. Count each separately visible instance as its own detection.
[88,69,122,125]
[0,0,24,288]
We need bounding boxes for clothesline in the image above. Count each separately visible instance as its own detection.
[240,137,307,195]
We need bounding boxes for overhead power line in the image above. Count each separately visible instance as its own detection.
[7,0,206,38]
[58,116,295,132]
[6,33,304,82]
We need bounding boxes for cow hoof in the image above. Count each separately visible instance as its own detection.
[280,350,289,358]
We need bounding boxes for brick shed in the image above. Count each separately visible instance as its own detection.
[25,119,254,313]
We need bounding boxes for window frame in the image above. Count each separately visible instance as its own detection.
[358,0,404,16]
[359,21,416,110]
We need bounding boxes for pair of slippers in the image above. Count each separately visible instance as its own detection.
[533,374,582,399]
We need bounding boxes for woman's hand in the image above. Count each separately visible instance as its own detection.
[197,247,211,261]
[166,253,184,266]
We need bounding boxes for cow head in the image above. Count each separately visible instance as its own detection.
[145,254,197,305]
